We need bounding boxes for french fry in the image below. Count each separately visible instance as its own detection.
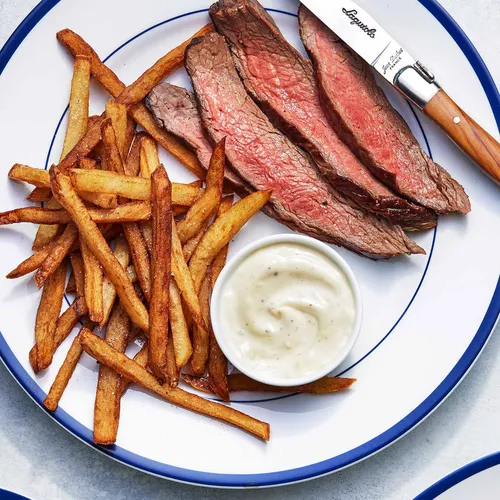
[60,55,91,159]
[32,197,61,250]
[8,164,49,187]
[177,138,226,244]
[29,297,87,373]
[50,167,149,332]
[173,205,190,217]
[171,223,207,334]
[115,24,214,106]
[6,235,63,279]
[191,273,212,377]
[35,262,67,371]
[79,329,270,440]
[80,236,104,323]
[94,302,130,445]
[182,374,357,395]
[126,264,137,283]
[66,270,76,294]
[100,235,131,330]
[35,55,91,250]
[139,135,160,178]
[166,335,179,388]
[120,342,149,395]
[169,282,192,369]
[69,253,85,303]
[78,157,118,208]
[148,166,172,381]
[56,29,206,180]
[125,132,147,177]
[101,118,125,175]
[182,215,212,262]
[189,190,272,294]
[207,196,233,401]
[27,187,52,203]
[69,168,202,206]
[0,202,151,226]
[34,224,78,288]
[44,321,95,412]
[105,100,129,161]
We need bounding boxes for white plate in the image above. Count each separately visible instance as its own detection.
[415,452,500,499]
[0,0,499,489]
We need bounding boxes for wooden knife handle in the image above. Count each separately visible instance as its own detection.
[424,89,500,184]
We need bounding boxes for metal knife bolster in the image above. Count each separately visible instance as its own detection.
[373,41,441,109]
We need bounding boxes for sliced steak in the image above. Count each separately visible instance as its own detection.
[146,82,280,219]
[209,0,436,231]
[299,6,470,215]
[185,32,424,258]
[146,83,251,194]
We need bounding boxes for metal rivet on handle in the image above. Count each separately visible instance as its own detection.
[453,116,461,124]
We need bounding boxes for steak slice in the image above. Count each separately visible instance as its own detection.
[299,6,471,215]
[146,83,251,193]
[209,0,436,231]
[185,32,424,258]
[146,82,280,219]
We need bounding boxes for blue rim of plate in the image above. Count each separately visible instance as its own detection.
[414,451,500,499]
[0,490,30,500]
[0,0,499,489]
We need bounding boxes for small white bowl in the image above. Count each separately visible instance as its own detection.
[210,234,363,387]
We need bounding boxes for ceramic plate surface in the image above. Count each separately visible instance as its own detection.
[0,0,499,488]
[415,452,500,499]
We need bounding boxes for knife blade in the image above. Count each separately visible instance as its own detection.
[300,0,500,185]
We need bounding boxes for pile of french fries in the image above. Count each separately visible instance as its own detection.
[0,26,356,444]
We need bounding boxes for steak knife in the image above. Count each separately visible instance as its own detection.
[300,0,500,184]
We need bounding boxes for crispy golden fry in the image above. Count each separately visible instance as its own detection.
[56,29,206,180]
[191,273,212,377]
[149,166,172,380]
[125,132,147,177]
[78,157,118,209]
[35,262,67,371]
[183,374,357,395]
[44,321,94,411]
[122,223,151,303]
[79,330,270,440]
[173,205,189,217]
[6,235,62,279]
[120,342,149,395]
[50,168,149,331]
[105,100,129,161]
[182,215,212,262]
[94,302,130,445]
[29,297,87,373]
[69,253,85,305]
[190,190,271,294]
[0,201,151,226]
[101,118,125,175]
[177,138,226,244]
[69,168,202,206]
[169,282,192,369]
[126,264,137,283]
[34,224,78,288]
[80,236,104,323]
[166,335,179,388]
[139,135,160,178]
[66,270,76,294]
[211,196,234,285]
[27,187,52,203]
[171,223,207,334]
[207,196,233,402]
[33,197,61,250]
[115,24,213,106]
[139,222,153,255]
[100,235,131,330]
[8,164,50,187]
[61,55,91,160]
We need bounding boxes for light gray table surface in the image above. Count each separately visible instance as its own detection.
[1,1,500,499]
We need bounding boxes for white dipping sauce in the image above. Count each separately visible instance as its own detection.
[219,243,356,380]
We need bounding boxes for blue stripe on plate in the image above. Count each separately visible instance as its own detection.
[0,0,499,488]
[414,451,500,499]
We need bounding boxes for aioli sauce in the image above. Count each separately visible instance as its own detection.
[219,243,356,379]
